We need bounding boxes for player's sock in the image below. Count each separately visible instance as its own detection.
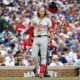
[39,64,46,78]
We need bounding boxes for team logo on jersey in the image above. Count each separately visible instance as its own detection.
[34,23,46,29]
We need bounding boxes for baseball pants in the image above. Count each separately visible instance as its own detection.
[32,36,48,65]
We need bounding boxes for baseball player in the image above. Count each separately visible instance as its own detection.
[30,6,52,78]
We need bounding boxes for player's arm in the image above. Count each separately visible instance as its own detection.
[48,19,53,39]
[29,22,34,27]
[48,27,54,39]
[28,20,34,41]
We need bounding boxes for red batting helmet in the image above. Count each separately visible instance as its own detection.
[48,2,58,13]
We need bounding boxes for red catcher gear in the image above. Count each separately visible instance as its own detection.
[39,64,46,78]
[23,22,34,49]
[48,2,58,14]
[29,27,34,39]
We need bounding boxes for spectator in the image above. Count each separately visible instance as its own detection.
[62,48,75,65]
[0,0,80,67]
[50,54,64,66]
[1,25,15,40]
[4,50,15,66]
[0,43,7,57]
[22,53,30,66]
[57,51,68,65]
[68,47,78,62]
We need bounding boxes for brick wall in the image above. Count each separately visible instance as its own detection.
[0,66,78,77]
[48,66,77,77]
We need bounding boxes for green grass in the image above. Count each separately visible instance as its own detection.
[0,77,80,80]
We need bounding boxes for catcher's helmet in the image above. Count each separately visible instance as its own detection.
[48,2,58,13]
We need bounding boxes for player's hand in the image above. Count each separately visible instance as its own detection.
[29,22,34,27]
[50,32,54,39]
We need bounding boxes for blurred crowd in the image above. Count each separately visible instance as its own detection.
[0,0,80,67]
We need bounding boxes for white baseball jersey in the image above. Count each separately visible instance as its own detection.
[32,17,52,36]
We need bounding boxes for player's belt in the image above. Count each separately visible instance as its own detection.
[34,35,48,37]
